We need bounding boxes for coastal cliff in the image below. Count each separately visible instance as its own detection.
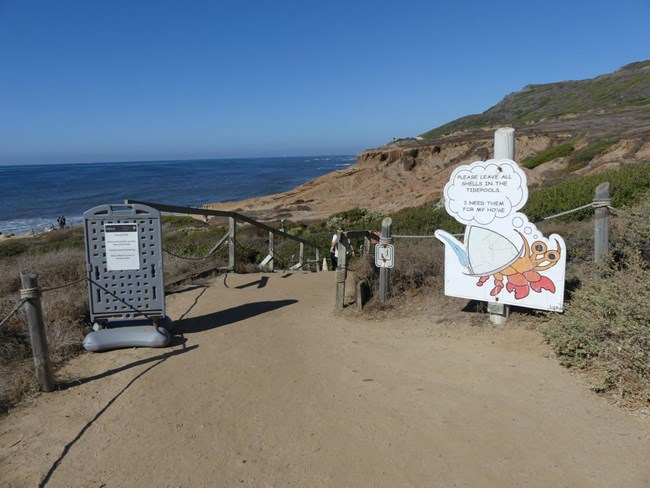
[205,61,650,222]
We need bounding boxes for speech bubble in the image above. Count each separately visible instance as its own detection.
[444,159,528,226]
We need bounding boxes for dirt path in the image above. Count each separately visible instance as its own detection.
[1,271,649,487]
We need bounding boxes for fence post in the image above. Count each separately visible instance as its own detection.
[268,231,275,271]
[19,270,55,392]
[335,232,347,310]
[228,216,237,272]
[594,182,610,267]
[299,242,305,267]
[379,217,393,302]
[489,127,515,325]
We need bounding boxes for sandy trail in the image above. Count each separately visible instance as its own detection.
[1,271,649,487]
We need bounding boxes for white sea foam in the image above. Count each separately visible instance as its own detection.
[0,215,84,236]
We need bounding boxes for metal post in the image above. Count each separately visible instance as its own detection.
[20,270,55,392]
[379,218,393,302]
[594,182,610,267]
[268,231,275,271]
[490,128,515,324]
[228,216,237,272]
[335,231,347,310]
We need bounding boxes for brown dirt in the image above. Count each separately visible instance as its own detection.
[1,271,649,487]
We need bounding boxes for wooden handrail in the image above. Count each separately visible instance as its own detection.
[124,199,321,252]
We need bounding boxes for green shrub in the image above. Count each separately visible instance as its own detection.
[567,140,617,172]
[542,195,650,404]
[326,208,385,231]
[522,141,575,169]
[0,241,28,258]
[392,205,463,235]
[522,163,650,222]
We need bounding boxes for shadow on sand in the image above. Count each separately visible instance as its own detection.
[173,299,299,335]
[40,344,198,487]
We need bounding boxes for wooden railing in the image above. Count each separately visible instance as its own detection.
[124,199,321,275]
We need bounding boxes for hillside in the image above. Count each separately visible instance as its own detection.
[205,61,650,222]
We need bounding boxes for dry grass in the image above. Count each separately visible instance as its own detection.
[0,247,87,411]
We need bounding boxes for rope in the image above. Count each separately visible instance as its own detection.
[393,235,439,238]
[163,243,225,261]
[0,277,87,329]
[394,199,619,239]
[40,277,87,293]
[532,203,593,223]
[592,198,611,209]
[0,298,27,329]
[20,287,41,299]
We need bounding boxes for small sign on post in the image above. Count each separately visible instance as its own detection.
[375,243,395,269]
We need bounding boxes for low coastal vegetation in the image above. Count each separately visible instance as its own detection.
[1,163,650,412]
[566,140,618,172]
[420,61,650,139]
[521,142,575,169]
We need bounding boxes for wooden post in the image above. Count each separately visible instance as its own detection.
[335,231,347,310]
[356,279,370,310]
[315,248,320,271]
[228,216,237,272]
[490,128,515,325]
[363,236,370,258]
[594,182,610,267]
[268,231,275,271]
[20,270,55,392]
[299,242,305,267]
[378,217,393,302]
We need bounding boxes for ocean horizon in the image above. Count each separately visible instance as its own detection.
[0,155,355,236]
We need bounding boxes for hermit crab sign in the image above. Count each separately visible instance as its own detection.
[434,159,567,312]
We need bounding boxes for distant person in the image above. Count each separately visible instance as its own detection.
[330,229,341,270]
[330,229,355,270]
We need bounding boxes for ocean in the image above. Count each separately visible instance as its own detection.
[0,155,355,235]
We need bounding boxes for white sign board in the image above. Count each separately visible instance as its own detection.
[375,243,395,269]
[434,159,566,312]
[105,223,140,271]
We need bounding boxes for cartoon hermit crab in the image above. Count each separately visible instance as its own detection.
[475,232,560,299]
[434,226,561,300]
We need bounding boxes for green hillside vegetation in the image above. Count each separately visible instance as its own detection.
[421,61,650,139]
[566,140,618,171]
[521,141,575,169]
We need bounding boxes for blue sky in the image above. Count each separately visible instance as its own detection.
[1,0,648,165]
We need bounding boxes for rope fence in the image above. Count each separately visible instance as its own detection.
[393,196,621,239]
